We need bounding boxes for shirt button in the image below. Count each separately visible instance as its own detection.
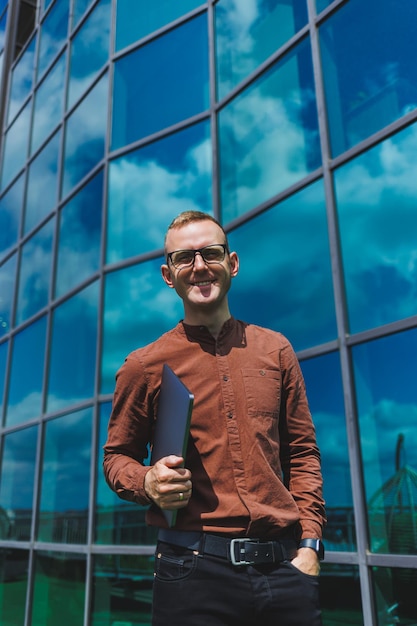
[227,412,233,419]
[223,375,229,382]
[260,370,266,376]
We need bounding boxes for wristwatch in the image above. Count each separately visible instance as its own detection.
[298,538,325,560]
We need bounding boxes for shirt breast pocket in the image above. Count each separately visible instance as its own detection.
[242,368,281,417]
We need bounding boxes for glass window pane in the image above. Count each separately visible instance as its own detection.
[353,328,417,555]
[219,38,320,222]
[372,566,417,625]
[37,0,69,81]
[72,0,94,28]
[31,53,66,155]
[0,174,24,259]
[111,14,209,150]
[215,0,308,100]
[335,123,417,334]
[115,0,203,50]
[91,554,154,625]
[31,551,86,625]
[56,171,103,298]
[38,408,92,543]
[7,35,36,124]
[228,181,336,351]
[67,0,111,110]
[101,259,182,394]
[0,340,7,421]
[0,548,29,626]
[320,0,417,157]
[0,253,17,337]
[107,121,212,264]
[16,219,54,324]
[47,281,99,412]
[320,563,363,625]
[62,73,108,199]
[6,317,47,427]
[95,403,157,545]
[301,353,355,552]
[0,99,31,190]
[24,131,60,235]
[0,426,38,540]
[315,0,332,11]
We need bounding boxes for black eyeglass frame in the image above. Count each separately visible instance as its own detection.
[166,243,229,269]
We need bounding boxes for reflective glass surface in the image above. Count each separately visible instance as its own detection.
[56,171,103,298]
[320,564,363,625]
[228,181,336,351]
[315,0,332,11]
[16,219,54,324]
[67,0,111,110]
[334,123,417,334]
[0,549,29,626]
[6,317,47,427]
[0,174,24,259]
[62,72,108,199]
[301,353,355,551]
[72,0,94,28]
[0,254,17,337]
[95,403,157,545]
[0,99,31,190]
[320,0,417,157]
[7,35,36,124]
[101,259,183,393]
[219,38,320,222]
[215,0,308,100]
[0,426,38,540]
[37,0,69,81]
[24,131,60,234]
[91,554,154,625]
[353,328,417,555]
[111,14,209,150]
[31,551,86,625]
[38,408,92,543]
[0,340,7,420]
[115,0,203,50]
[31,53,66,155]
[47,281,99,411]
[372,566,417,625]
[107,121,212,263]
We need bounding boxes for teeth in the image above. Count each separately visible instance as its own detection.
[194,281,212,286]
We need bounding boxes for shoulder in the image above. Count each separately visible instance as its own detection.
[241,321,292,348]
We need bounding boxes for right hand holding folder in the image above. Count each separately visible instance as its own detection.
[144,455,192,510]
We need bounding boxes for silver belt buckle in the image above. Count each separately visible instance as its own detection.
[230,538,257,566]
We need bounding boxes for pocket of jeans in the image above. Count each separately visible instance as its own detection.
[154,550,198,582]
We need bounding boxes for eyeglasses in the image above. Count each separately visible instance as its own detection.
[167,244,228,269]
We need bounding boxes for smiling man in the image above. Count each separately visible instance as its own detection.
[104,210,326,626]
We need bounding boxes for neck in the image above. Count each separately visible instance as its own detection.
[183,305,231,339]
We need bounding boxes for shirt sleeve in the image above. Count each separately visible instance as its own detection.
[103,353,154,506]
[278,339,326,539]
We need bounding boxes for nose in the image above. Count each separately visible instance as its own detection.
[192,251,208,269]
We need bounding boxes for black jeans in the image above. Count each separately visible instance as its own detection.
[152,541,322,626]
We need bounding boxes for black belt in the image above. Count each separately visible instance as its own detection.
[158,529,298,566]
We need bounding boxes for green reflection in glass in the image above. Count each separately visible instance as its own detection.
[67,0,111,110]
[6,317,46,427]
[0,253,17,337]
[37,0,69,81]
[38,408,92,543]
[219,38,320,222]
[301,353,355,552]
[0,340,7,421]
[7,34,36,124]
[96,403,157,545]
[0,173,24,259]
[47,281,99,412]
[56,171,103,298]
[107,121,212,264]
[115,0,202,50]
[320,563,363,625]
[353,328,417,555]
[320,0,417,157]
[91,554,154,625]
[215,0,308,100]
[0,548,29,626]
[31,551,86,626]
[335,123,417,334]
[372,566,417,625]
[24,131,60,235]
[101,259,182,394]
[228,180,336,351]
[32,53,66,155]
[16,219,54,325]
[0,426,38,540]
[0,99,31,190]
[62,72,108,199]
[112,14,209,150]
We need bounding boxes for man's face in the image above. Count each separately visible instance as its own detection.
[161,220,239,315]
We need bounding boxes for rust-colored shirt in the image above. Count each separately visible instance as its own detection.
[103,318,325,539]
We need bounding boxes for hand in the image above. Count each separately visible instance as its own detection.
[291,547,320,576]
[144,455,192,510]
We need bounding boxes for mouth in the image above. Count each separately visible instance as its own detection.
[191,280,214,287]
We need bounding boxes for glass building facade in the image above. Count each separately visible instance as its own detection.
[0,0,416,624]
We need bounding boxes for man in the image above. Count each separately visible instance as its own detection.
[104,210,326,625]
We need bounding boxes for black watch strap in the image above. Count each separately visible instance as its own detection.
[298,538,325,560]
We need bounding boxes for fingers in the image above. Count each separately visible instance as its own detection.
[144,456,192,510]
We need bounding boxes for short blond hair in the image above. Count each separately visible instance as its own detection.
[164,211,229,252]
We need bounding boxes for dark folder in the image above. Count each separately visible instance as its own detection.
[150,364,194,526]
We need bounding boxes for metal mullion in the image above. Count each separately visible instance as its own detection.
[207,0,220,222]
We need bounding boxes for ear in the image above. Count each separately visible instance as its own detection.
[161,263,175,288]
[229,251,239,278]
